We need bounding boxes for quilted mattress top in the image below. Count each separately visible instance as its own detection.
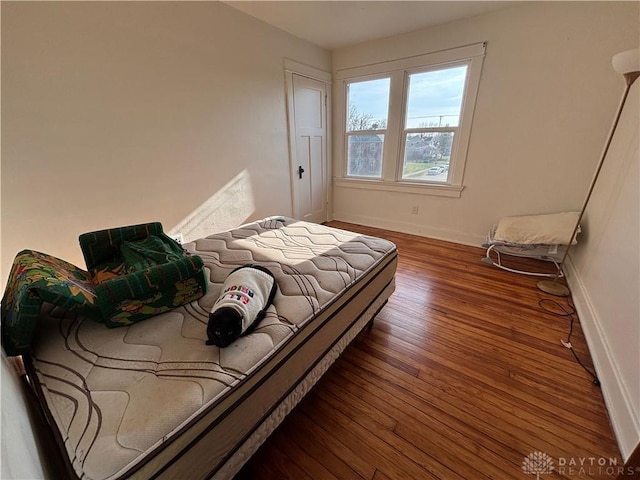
[30,217,396,480]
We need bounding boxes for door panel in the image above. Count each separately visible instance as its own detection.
[296,136,312,216]
[310,136,323,213]
[294,87,323,129]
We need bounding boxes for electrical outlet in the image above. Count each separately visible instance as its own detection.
[170,233,184,245]
[411,205,419,215]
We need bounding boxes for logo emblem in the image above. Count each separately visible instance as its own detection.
[522,452,554,479]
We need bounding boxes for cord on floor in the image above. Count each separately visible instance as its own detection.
[538,297,601,387]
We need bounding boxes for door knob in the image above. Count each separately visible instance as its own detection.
[298,166,305,179]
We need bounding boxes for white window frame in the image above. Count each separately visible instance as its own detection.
[335,42,486,198]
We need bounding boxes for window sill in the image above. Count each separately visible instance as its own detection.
[333,177,464,198]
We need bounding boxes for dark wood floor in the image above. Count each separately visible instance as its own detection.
[235,221,620,480]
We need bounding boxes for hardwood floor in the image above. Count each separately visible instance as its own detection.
[235,222,621,480]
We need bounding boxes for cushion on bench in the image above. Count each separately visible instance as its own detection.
[79,222,207,327]
[1,250,99,356]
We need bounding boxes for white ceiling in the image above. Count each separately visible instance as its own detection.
[223,1,519,50]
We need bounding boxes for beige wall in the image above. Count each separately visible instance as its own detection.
[331,2,639,245]
[568,78,639,461]
[1,1,330,286]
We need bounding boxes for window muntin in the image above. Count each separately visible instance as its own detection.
[401,65,467,182]
[345,77,390,178]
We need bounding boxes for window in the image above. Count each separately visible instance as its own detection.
[401,65,467,183]
[335,43,486,197]
[346,77,390,178]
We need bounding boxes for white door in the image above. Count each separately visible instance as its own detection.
[290,74,328,223]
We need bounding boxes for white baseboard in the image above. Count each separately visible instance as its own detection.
[565,257,640,462]
[332,211,486,247]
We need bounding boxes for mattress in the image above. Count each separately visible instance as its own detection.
[26,217,397,480]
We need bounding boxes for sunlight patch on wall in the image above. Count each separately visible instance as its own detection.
[168,170,255,242]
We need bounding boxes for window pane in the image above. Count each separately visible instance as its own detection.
[405,65,467,129]
[347,133,384,178]
[347,78,390,131]
[402,132,454,182]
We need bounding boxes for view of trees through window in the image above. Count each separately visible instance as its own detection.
[346,78,389,178]
[347,105,388,177]
[401,65,467,182]
[403,131,454,180]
